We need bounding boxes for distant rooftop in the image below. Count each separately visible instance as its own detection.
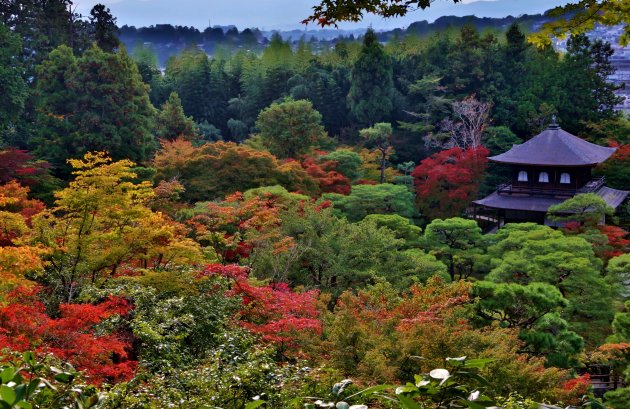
[489,120,617,167]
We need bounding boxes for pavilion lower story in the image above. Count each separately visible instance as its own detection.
[470,186,629,232]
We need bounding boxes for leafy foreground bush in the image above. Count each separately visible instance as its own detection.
[0,351,99,409]
[298,357,604,409]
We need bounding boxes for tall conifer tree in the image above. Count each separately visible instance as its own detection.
[34,45,156,175]
[348,29,393,126]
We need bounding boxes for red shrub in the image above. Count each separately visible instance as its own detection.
[0,287,136,385]
[202,264,322,349]
[412,146,488,219]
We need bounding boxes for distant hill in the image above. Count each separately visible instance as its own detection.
[119,12,554,66]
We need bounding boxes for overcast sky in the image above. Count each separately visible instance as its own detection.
[73,0,569,30]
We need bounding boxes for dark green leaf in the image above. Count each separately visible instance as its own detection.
[397,395,422,409]
[22,352,35,367]
[53,372,74,384]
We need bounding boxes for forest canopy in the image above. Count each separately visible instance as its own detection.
[0,1,629,408]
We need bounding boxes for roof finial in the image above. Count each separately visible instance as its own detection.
[549,115,559,129]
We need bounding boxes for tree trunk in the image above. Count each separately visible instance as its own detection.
[379,148,386,184]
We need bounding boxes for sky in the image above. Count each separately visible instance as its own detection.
[73,0,569,31]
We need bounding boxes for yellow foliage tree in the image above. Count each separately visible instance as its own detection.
[356,148,399,183]
[530,1,630,47]
[33,152,203,301]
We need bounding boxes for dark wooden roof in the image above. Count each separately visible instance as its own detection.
[597,186,630,209]
[473,192,563,213]
[489,123,616,167]
[473,186,629,212]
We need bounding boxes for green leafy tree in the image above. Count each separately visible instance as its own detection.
[447,26,486,97]
[363,214,423,248]
[0,23,27,143]
[603,301,630,408]
[256,98,330,158]
[250,206,441,292]
[227,118,249,141]
[132,45,160,84]
[321,149,363,181]
[166,49,228,128]
[472,281,583,367]
[424,217,483,282]
[251,206,399,290]
[584,116,630,146]
[0,0,91,74]
[293,65,350,136]
[324,183,415,222]
[492,24,533,136]
[558,34,621,133]
[348,29,393,126]
[0,351,100,408]
[607,253,630,297]
[398,76,452,135]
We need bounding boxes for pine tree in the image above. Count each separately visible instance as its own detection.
[89,4,120,52]
[559,34,622,133]
[34,45,156,175]
[155,92,198,141]
[0,23,27,142]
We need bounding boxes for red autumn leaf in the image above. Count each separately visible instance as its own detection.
[0,286,136,385]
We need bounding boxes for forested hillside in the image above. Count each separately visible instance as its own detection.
[116,13,553,66]
[2,1,630,408]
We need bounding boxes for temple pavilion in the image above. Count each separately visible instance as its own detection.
[472,119,629,229]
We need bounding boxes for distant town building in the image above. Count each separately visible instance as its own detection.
[587,25,629,114]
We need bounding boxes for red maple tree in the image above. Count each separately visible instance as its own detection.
[563,222,629,261]
[412,146,488,219]
[0,149,52,187]
[0,286,136,385]
[200,264,322,354]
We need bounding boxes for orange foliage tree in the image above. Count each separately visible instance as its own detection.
[188,191,293,263]
[0,181,47,292]
[153,139,320,202]
[320,277,580,403]
[299,156,351,195]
